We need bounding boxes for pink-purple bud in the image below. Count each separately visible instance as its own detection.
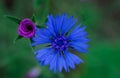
[18,18,36,38]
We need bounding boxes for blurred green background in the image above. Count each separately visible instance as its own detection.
[0,0,120,78]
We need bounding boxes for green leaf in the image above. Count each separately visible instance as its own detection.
[5,15,21,24]
[13,35,23,43]
[44,17,48,23]
[31,14,36,22]
[36,25,46,28]
[35,17,47,28]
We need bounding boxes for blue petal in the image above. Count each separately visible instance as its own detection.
[67,51,83,64]
[64,50,83,69]
[70,41,89,53]
[47,14,67,35]
[71,37,90,43]
[36,28,51,37]
[68,26,88,41]
[36,48,53,62]
[47,14,55,31]
[47,14,78,35]
[49,52,58,73]
[55,14,65,35]
[47,15,56,35]
[61,16,78,35]
[44,52,55,65]
[31,28,51,46]
[58,54,68,72]
[58,55,63,72]
[64,51,75,69]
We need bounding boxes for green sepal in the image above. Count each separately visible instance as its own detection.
[13,35,23,43]
[31,14,36,22]
[29,38,36,50]
[5,15,21,24]
[30,38,34,43]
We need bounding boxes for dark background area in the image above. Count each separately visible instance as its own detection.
[0,0,120,78]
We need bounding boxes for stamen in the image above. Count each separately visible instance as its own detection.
[51,36,69,51]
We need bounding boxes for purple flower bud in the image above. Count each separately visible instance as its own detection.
[18,18,36,38]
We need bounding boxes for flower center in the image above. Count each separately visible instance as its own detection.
[27,25,33,31]
[52,36,69,51]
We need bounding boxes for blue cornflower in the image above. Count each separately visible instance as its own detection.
[31,14,90,72]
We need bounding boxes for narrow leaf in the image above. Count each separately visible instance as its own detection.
[5,15,21,24]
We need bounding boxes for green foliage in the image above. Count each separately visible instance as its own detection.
[0,0,120,78]
[5,15,21,24]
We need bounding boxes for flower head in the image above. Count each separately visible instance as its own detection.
[32,14,90,72]
[18,18,36,38]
